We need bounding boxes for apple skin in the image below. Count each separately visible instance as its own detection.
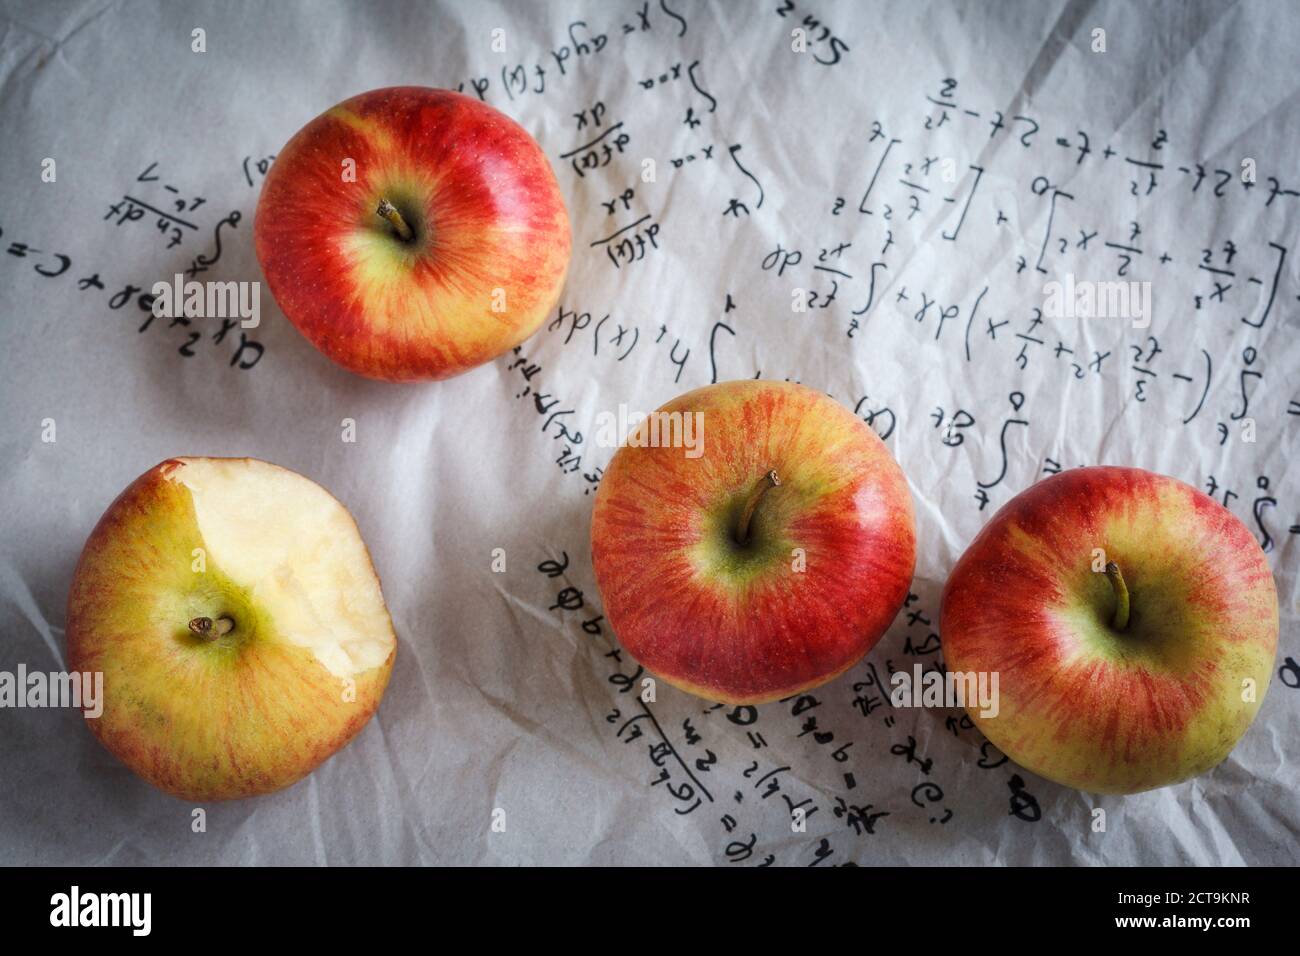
[590,380,916,705]
[66,458,397,801]
[254,86,571,381]
[940,466,1278,795]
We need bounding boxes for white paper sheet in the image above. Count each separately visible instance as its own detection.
[0,0,1296,865]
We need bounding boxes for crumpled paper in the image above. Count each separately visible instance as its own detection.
[0,0,1296,865]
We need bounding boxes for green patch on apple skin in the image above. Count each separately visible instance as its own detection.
[352,180,433,266]
[171,568,268,663]
[691,491,796,589]
[125,484,273,667]
[1059,561,1213,676]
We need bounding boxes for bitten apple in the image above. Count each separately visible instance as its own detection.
[66,458,397,800]
[941,466,1278,794]
[255,86,571,381]
[591,380,917,704]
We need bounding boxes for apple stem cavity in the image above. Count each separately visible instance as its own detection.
[736,469,781,546]
[1103,561,1131,631]
[188,615,234,639]
[375,198,414,242]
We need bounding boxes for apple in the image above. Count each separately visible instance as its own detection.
[66,458,397,800]
[254,86,571,381]
[590,380,917,704]
[940,466,1278,794]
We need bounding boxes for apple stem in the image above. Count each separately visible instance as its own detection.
[188,615,234,639]
[1103,562,1131,631]
[736,469,781,545]
[376,198,414,241]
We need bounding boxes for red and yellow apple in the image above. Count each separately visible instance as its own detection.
[591,380,917,704]
[255,86,571,381]
[66,457,397,800]
[941,466,1278,794]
